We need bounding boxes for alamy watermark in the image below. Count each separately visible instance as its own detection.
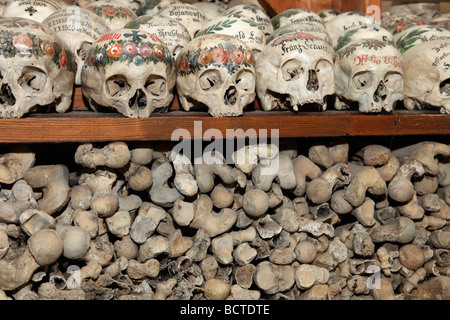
[170,121,280,176]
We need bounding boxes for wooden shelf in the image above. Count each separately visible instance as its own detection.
[0,110,446,143]
[1,0,446,145]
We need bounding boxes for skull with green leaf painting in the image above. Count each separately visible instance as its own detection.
[334,38,404,113]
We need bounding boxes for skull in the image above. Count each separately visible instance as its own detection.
[81,28,176,118]
[390,3,441,23]
[125,14,191,60]
[192,1,226,20]
[2,0,63,22]
[256,32,335,111]
[196,15,266,59]
[43,6,111,85]
[135,0,180,16]
[334,39,404,113]
[158,3,207,39]
[85,1,137,30]
[272,8,325,31]
[0,17,75,118]
[403,39,450,114]
[176,34,256,117]
[326,11,376,48]
[266,22,332,45]
[221,4,273,37]
[395,25,450,54]
[318,9,341,23]
[335,25,395,52]
[380,14,427,35]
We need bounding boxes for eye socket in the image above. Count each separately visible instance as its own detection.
[315,59,333,74]
[235,70,255,91]
[199,69,222,91]
[281,59,303,81]
[352,71,373,90]
[18,66,47,93]
[145,75,166,97]
[384,72,403,91]
[440,78,450,96]
[106,75,130,97]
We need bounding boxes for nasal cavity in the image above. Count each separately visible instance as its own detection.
[224,86,237,105]
[129,89,147,110]
[307,70,319,91]
[373,81,387,102]
[0,84,16,106]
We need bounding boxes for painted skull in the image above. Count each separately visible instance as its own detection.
[403,40,450,114]
[318,9,341,23]
[81,28,176,118]
[196,15,266,59]
[395,25,450,54]
[176,34,256,117]
[256,32,335,111]
[326,11,377,48]
[43,6,111,85]
[266,22,332,45]
[158,3,207,39]
[0,17,75,118]
[381,14,427,35]
[125,14,191,60]
[2,0,63,22]
[135,0,180,16]
[192,1,226,20]
[272,8,325,31]
[334,39,404,113]
[85,1,137,29]
[335,25,395,52]
[221,4,273,37]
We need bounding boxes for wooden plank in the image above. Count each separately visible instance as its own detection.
[0,110,447,143]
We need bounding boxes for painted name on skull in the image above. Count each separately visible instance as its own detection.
[353,54,402,68]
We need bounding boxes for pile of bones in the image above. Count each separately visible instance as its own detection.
[0,0,449,117]
[0,138,449,300]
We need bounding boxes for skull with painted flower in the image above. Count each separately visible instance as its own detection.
[81,28,176,118]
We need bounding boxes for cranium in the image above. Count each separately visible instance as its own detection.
[326,11,377,49]
[2,0,63,22]
[135,0,180,16]
[271,8,325,31]
[176,34,256,117]
[318,9,341,23]
[158,3,207,39]
[221,4,273,37]
[81,28,176,118]
[334,38,404,113]
[381,14,427,35]
[256,32,335,112]
[196,15,266,59]
[125,14,191,60]
[335,25,395,52]
[43,6,111,85]
[0,17,75,118]
[403,39,450,114]
[192,1,226,20]
[395,25,450,54]
[85,1,137,30]
[266,22,332,45]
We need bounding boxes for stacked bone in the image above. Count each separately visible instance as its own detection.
[0,139,449,300]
